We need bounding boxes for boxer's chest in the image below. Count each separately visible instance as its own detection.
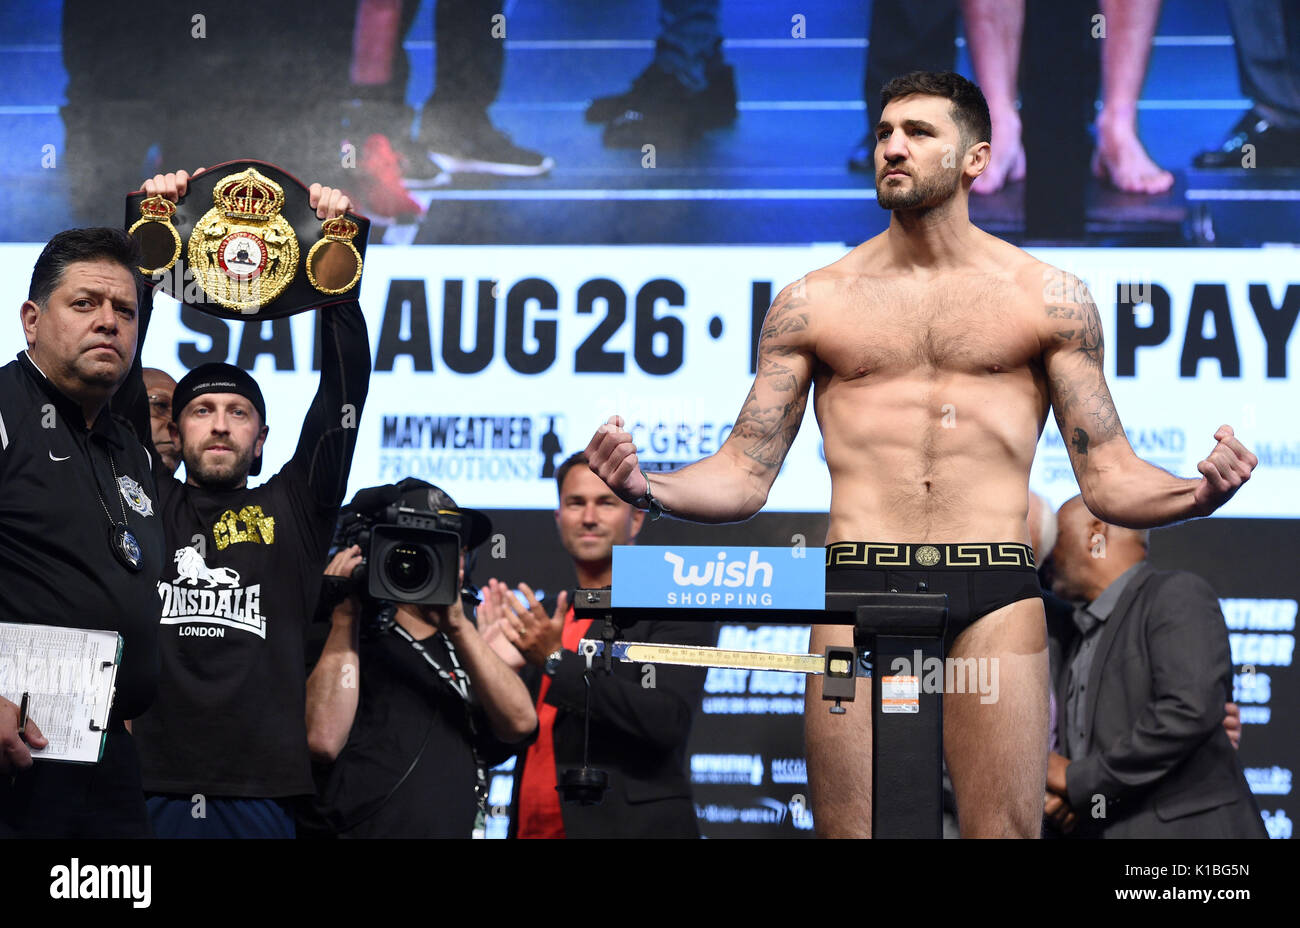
[817,276,1042,380]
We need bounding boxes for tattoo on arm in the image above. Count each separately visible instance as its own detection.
[1046,303,1103,367]
[731,285,812,470]
[1047,282,1124,447]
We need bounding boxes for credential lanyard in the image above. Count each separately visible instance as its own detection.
[389,623,490,838]
[390,623,471,702]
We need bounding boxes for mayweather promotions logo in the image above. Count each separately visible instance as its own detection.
[187,167,299,313]
[377,413,565,484]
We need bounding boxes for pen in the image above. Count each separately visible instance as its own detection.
[17,691,29,746]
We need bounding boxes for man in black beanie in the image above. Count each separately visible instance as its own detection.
[168,362,270,484]
[129,174,371,837]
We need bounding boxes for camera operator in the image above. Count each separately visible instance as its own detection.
[303,479,536,838]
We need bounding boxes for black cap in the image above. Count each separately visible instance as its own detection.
[172,362,268,476]
[346,478,492,550]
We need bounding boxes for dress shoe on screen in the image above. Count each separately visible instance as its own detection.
[587,48,737,130]
[848,134,875,174]
[601,65,738,149]
[1193,109,1300,169]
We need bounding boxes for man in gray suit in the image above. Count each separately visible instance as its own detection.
[1043,496,1266,838]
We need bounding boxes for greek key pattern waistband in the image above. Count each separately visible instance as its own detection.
[825,542,1035,569]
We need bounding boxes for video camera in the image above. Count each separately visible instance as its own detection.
[330,479,492,608]
[335,507,462,606]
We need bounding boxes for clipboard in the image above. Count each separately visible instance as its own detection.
[0,622,124,764]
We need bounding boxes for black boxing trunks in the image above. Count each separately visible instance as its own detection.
[825,542,1043,652]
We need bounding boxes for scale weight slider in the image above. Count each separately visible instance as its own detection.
[822,645,857,714]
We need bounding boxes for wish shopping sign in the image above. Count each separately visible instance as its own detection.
[612,546,826,610]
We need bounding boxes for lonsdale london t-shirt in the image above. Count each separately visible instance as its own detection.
[131,302,369,798]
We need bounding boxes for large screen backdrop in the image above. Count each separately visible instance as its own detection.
[2,244,1294,517]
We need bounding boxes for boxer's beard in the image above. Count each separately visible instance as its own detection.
[877,165,961,211]
[182,441,256,490]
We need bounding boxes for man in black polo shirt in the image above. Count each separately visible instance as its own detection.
[0,228,163,837]
[127,170,371,837]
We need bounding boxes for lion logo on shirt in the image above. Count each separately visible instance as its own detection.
[158,547,264,638]
[174,546,241,588]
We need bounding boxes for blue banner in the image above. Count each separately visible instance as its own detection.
[612,546,825,610]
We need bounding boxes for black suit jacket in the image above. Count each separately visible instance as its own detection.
[509,616,712,838]
[1059,563,1266,838]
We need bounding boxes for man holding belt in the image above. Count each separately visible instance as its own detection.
[1,228,163,837]
[127,169,371,838]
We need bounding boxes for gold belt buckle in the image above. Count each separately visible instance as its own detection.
[187,167,300,314]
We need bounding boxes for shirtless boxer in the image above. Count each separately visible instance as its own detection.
[585,71,1256,838]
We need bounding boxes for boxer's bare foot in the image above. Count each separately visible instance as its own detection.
[1093,112,1174,194]
[972,109,1025,195]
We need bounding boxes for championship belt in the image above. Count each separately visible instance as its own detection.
[124,160,370,320]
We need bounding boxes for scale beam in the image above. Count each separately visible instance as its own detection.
[579,639,870,677]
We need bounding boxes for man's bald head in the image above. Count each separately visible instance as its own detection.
[1059,496,1149,549]
[1050,496,1149,602]
[143,367,176,396]
[143,367,180,473]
